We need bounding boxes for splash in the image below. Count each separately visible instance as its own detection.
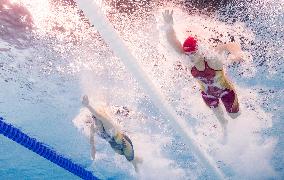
[0,0,282,179]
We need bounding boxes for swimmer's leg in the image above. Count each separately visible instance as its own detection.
[212,106,228,144]
[112,133,143,172]
[131,157,143,173]
[122,134,143,172]
[202,92,228,129]
[202,92,228,141]
[221,89,240,119]
[212,106,228,130]
[89,122,96,160]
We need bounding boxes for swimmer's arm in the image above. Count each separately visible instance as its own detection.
[86,104,100,117]
[82,95,118,133]
[165,26,184,54]
[215,42,243,62]
[162,10,184,54]
[215,42,241,53]
[82,95,100,117]
[90,122,96,160]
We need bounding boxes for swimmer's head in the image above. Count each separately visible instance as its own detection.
[183,36,203,64]
[183,36,198,55]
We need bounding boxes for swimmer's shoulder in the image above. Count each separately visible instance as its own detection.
[207,60,223,71]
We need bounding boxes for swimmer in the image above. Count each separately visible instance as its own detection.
[162,10,243,135]
[82,95,142,172]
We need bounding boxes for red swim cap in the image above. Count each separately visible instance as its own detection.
[183,36,198,53]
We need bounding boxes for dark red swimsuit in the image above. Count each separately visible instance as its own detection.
[191,61,239,113]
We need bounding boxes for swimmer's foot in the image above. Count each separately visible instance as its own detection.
[219,125,228,145]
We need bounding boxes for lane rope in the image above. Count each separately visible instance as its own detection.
[0,117,98,180]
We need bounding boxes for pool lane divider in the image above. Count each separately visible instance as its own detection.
[0,117,98,180]
[74,0,224,179]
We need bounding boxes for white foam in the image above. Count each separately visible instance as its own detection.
[34,1,277,178]
[154,7,277,178]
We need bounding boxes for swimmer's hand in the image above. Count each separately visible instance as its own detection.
[216,42,244,62]
[162,10,173,26]
[82,95,89,106]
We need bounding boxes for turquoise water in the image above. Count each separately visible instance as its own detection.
[0,0,283,179]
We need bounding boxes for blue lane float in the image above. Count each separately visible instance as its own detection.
[0,117,98,180]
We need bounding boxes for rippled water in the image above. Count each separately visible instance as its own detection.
[0,0,283,179]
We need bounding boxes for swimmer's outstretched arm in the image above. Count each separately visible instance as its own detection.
[162,10,184,54]
[82,95,119,134]
[82,95,100,117]
[132,157,143,173]
[82,95,97,159]
[215,42,243,61]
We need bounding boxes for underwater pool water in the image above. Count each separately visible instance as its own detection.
[0,0,283,179]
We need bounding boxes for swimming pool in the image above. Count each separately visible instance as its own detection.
[0,0,283,179]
